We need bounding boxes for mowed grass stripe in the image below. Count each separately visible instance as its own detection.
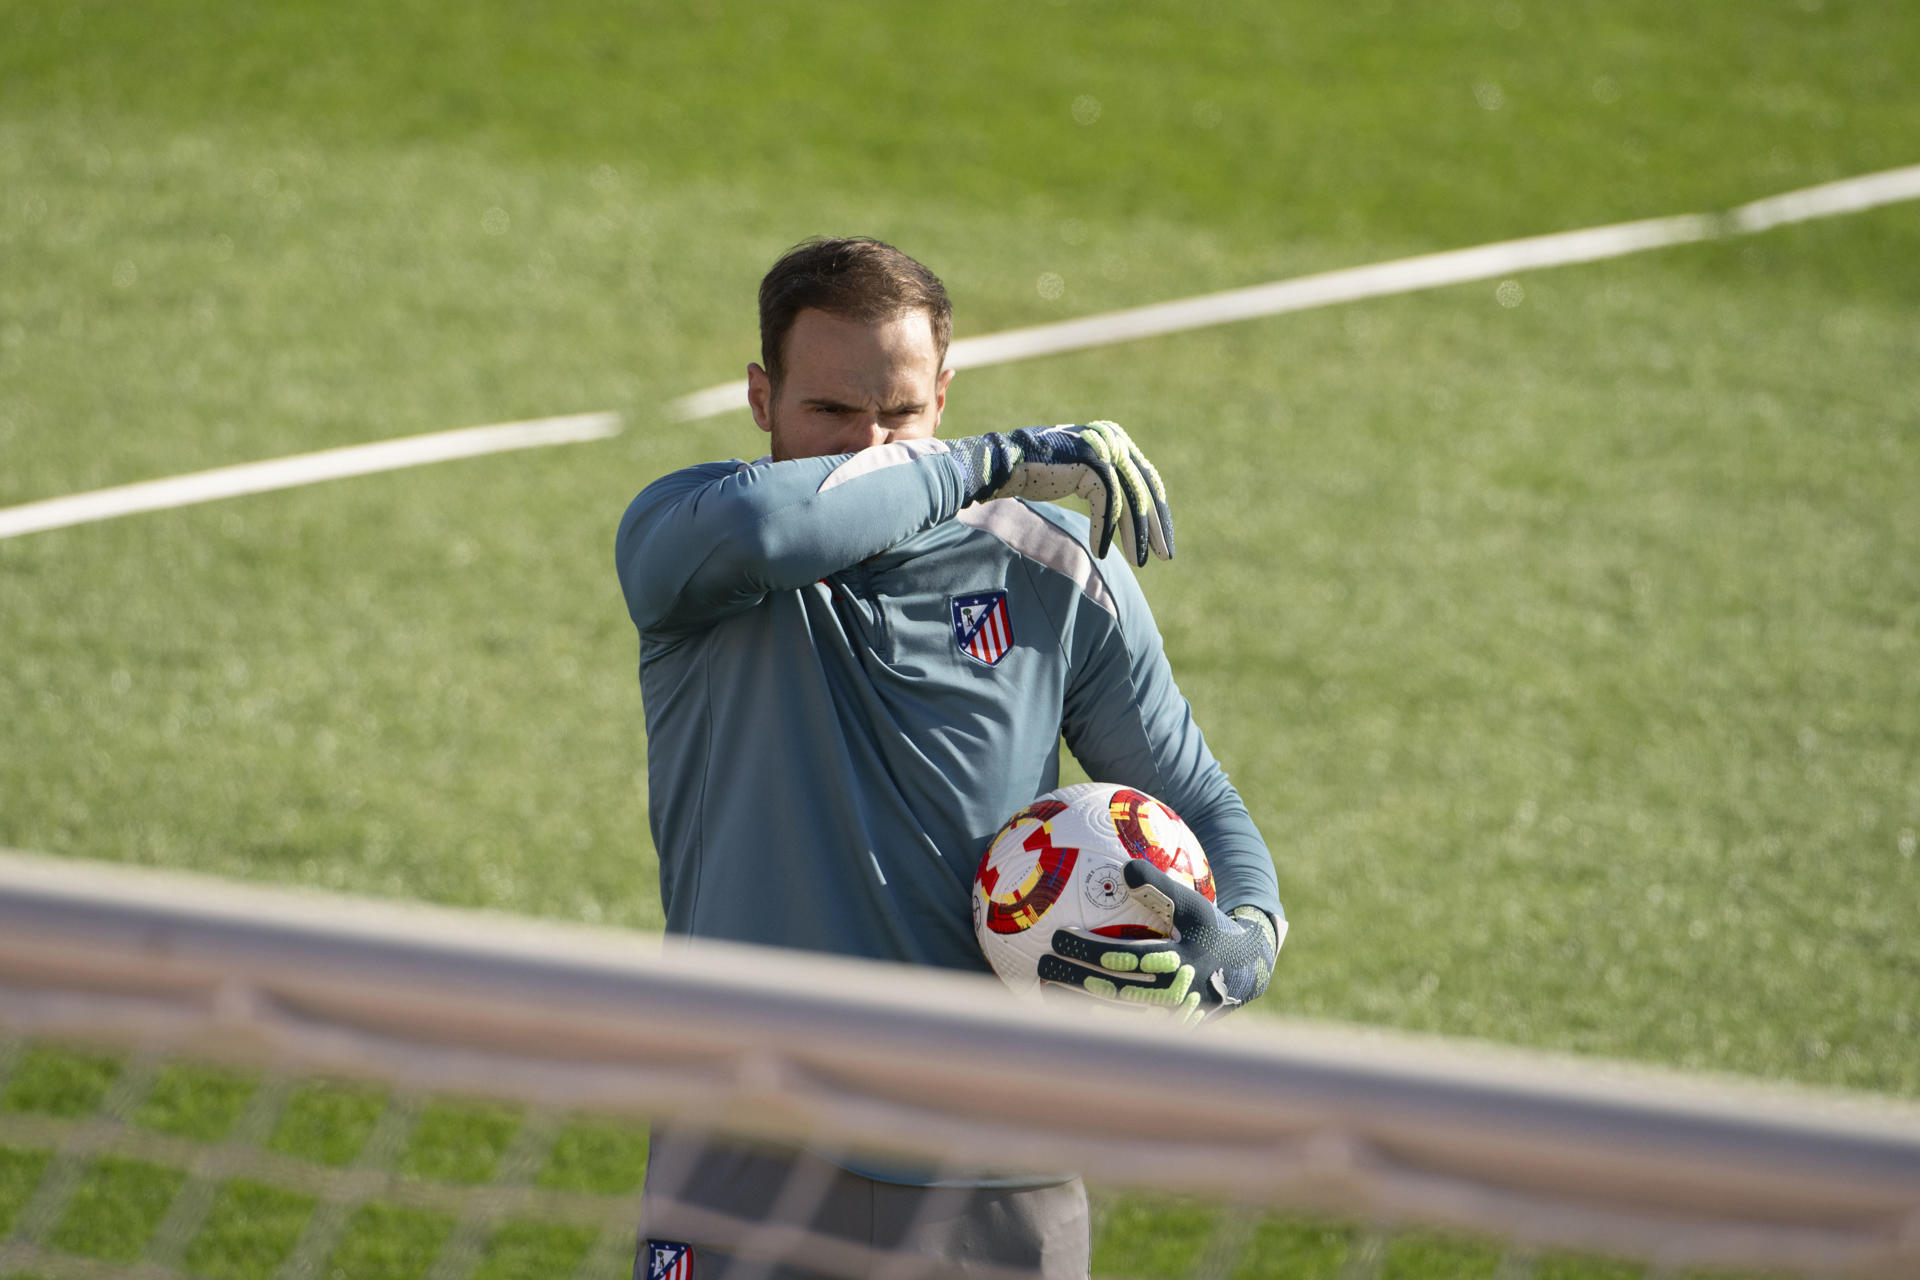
[668,162,1920,420]
[7,162,1914,532]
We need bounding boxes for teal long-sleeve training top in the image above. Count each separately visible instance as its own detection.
[615,437,1282,974]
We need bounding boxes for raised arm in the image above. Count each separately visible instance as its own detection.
[618,423,1177,637]
[615,441,968,636]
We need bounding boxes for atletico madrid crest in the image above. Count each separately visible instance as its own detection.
[952,591,1013,666]
[646,1240,693,1280]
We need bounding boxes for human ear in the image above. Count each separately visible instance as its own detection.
[747,363,775,435]
[932,366,955,429]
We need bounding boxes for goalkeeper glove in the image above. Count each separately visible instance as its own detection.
[949,422,1174,566]
[1037,860,1284,1026]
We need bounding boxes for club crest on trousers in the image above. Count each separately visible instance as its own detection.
[646,1240,693,1280]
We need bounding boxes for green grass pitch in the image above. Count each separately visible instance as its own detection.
[1,0,1916,1274]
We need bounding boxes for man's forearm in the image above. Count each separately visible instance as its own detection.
[618,444,969,633]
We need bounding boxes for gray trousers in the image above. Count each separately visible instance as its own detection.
[635,1134,1089,1280]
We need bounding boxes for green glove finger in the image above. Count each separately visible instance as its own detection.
[1084,425,1146,563]
[1124,488,1153,567]
[1079,423,1116,466]
[1098,421,1173,563]
[1130,446,1174,559]
[1116,964,1196,1007]
[1084,425,1131,559]
[1097,946,1180,974]
[1107,424,1172,562]
[1087,455,1121,560]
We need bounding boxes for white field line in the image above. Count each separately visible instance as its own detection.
[0,412,622,540]
[667,162,1920,421]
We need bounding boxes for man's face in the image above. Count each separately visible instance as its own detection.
[747,307,954,461]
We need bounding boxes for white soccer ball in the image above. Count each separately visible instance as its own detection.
[971,782,1215,995]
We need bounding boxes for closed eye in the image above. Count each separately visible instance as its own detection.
[802,400,925,417]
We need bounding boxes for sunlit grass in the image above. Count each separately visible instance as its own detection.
[184,1179,316,1280]
[47,1156,185,1261]
[134,1062,257,1142]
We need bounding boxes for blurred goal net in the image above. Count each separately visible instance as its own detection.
[1,849,1917,1280]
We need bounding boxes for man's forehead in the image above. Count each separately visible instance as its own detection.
[783,307,943,388]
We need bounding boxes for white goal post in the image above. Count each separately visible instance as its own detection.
[1,849,1917,1278]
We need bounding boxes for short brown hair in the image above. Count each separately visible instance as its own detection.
[758,237,953,390]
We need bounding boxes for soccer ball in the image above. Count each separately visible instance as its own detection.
[972,782,1214,995]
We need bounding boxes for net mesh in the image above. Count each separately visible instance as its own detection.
[0,1044,1618,1280]
[0,1039,644,1280]
[2,850,1917,1280]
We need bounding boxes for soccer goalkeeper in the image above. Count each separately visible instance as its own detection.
[615,237,1285,1279]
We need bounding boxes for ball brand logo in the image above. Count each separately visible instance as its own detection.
[1083,860,1127,909]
